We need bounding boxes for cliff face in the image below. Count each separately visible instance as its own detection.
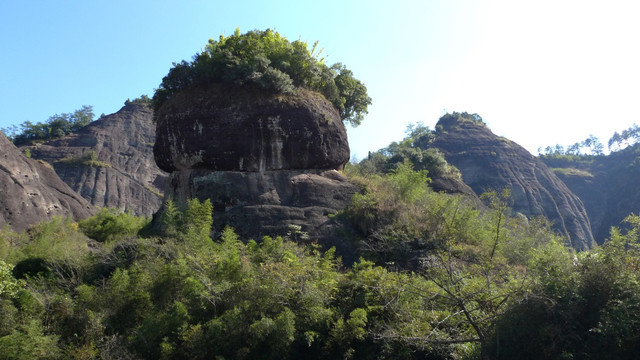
[0,133,94,231]
[154,84,350,172]
[543,144,640,243]
[431,118,595,250]
[155,84,357,254]
[25,104,167,216]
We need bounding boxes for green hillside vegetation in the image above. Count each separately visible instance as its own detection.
[152,29,371,126]
[357,122,461,179]
[2,159,640,359]
[1,106,94,146]
[56,151,111,168]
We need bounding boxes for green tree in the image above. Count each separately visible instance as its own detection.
[8,106,94,145]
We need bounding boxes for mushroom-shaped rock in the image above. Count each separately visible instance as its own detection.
[154,84,350,172]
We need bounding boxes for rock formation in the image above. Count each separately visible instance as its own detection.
[25,104,167,216]
[430,116,595,250]
[155,84,358,254]
[0,132,94,231]
[542,144,640,243]
[154,84,350,172]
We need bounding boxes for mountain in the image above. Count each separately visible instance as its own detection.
[0,132,94,231]
[542,144,640,243]
[429,114,595,250]
[23,103,167,216]
[154,83,358,257]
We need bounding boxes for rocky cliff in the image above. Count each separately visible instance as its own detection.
[155,84,358,254]
[154,84,350,172]
[24,104,167,216]
[430,116,595,250]
[0,132,94,231]
[542,144,640,243]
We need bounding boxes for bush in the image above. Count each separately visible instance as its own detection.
[152,29,371,126]
[79,208,149,243]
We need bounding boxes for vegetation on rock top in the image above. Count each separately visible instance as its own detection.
[1,106,94,146]
[152,28,371,126]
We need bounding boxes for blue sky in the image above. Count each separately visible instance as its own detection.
[2,1,639,158]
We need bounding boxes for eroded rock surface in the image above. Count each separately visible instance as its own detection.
[542,144,640,244]
[0,133,94,231]
[25,104,167,216]
[166,169,358,256]
[154,84,350,172]
[431,118,595,250]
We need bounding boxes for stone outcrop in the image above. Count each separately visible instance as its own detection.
[154,84,350,172]
[155,84,357,253]
[0,133,94,231]
[430,117,595,250]
[25,104,167,216]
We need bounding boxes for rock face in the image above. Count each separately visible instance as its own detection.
[155,84,357,253]
[0,133,94,231]
[154,84,350,172]
[431,118,595,250]
[542,144,640,244]
[25,104,167,216]
[165,169,358,255]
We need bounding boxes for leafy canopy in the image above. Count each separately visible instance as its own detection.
[1,106,94,146]
[152,28,371,126]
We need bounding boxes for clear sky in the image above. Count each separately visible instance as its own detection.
[2,1,639,159]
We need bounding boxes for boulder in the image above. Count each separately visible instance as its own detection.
[154,84,350,172]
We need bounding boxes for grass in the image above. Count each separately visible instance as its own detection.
[551,167,593,177]
[57,151,111,168]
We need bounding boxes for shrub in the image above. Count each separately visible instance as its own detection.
[79,208,149,243]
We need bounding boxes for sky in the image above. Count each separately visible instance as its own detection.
[1,1,640,159]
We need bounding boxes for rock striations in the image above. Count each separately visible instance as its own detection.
[0,132,94,231]
[25,104,168,216]
[155,84,358,252]
[542,144,640,244]
[154,84,350,172]
[431,116,595,250]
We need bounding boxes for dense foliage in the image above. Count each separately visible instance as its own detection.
[3,162,640,358]
[358,122,460,179]
[1,106,94,146]
[152,29,371,126]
